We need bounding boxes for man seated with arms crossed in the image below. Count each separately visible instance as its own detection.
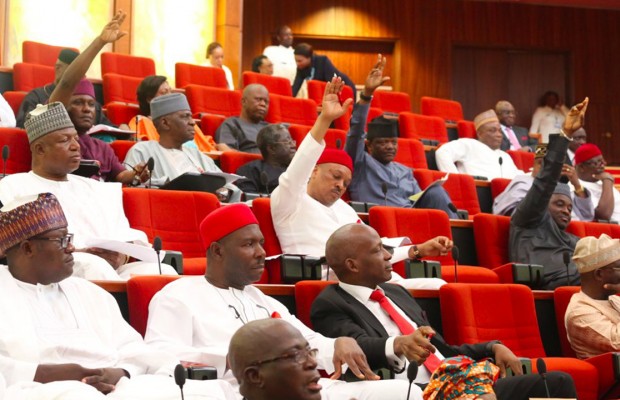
[0,192,235,400]
[509,98,589,290]
[346,55,457,218]
[566,233,620,359]
[435,109,522,180]
[123,92,241,202]
[146,203,421,400]
[310,223,577,399]
[0,12,176,281]
[271,73,450,289]
[574,143,620,222]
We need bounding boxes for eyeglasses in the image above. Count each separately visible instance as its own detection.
[250,347,318,367]
[30,233,74,249]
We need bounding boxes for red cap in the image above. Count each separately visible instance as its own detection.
[73,78,95,98]
[574,143,602,165]
[199,204,259,250]
[316,148,353,172]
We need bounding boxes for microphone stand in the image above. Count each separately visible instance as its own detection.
[536,358,551,398]
[406,362,418,400]
[174,364,186,400]
[1,145,9,178]
[563,251,572,286]
[381,182,388,206]
[154,236,162,275]
[451,246,460,283]
[498,156,503,179]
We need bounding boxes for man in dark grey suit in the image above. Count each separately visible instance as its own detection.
[496,101,537,152]
[310,223,577,399]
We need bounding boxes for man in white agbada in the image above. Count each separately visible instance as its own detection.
[145,203,423,400]
[262,25,297,84]
[270,75,451,289]
[0,191,236,400]
[123,92,241,202]
[435,109,523,180]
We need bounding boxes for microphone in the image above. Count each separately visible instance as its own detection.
[536,358,551,398]
[406,362,419,400]
[498,156,503,179]
[335,139,342,150]
[451,246,459,283]
[146,157,155,188]
[563,251,571,286]
[174,364,186,400]
[381,182,388,206]
[1,145,8,178]
[135,115,140,139]
[154,236,162,275]
[260,170,270,194]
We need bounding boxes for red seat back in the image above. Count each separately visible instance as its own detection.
[294,281,336,329]
[472,213,511,268]
[219,151,262,173]
[398,112,449,143]
[126,275,181,336]
[252,198,281,283]
[22,41,79,66]
[105,103,140,125]
[110,140,135,163]
[507,150,535,172]
[265,94,317,126]
[287,124,346,150]
[101,52,155,78]
[185,85,241,117]
[394,138,428,169]
[199,114,227,138]
[490,178,511,200]
[456,120,476,139]
[372,90,411,114]
[175,63,228,89]
[0,128,31,174]
[13,63,54,92]
[553,286,581,357]
[420,96,464,122]
[413,169,481,215]
[242,71,292,97]
[306,80,354,106]
[2,91,27,116]
[102,73,142,106]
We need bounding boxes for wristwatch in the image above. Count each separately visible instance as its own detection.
[359,92,373,102]
[411,244,422,260]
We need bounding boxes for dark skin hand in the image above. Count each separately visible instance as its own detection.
[393,326,437,365]
[331,337,380,381]
[34,364,127,394]
[492,343,523,378]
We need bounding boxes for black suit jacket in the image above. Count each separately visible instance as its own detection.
[311,283,493,377]
[500,124,537,151]
[292,54,356,98]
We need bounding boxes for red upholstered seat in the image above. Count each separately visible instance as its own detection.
[368,206,499,283]
[110,140,135,163]
[251,198,282,284]
[440,283,599,400]
[126,275,180,336]
[185,85,241,118]
[0,128,31,174]
[175,63,228,89]
[122,188,220,275]
[265,94,317,126]
[413,169,481,216]
[490,178,511,200]
[219,151,262,174]
[394,138,428,169]
[102,73,142,106]
[472,213,511,269]
[420,96,463,123]
[101,52,155,78]
[105,102,140,125]
[1,91,27,117]
[12,63,54,92]
[398,112,449,143]
[287,124,346,150]
[307,80,354,106]
[456,120,477,139]
[199,114,226,138]
[507,150,535,172]
[295,280,336,329]
[372,90,411,114]
[22,41,79,66]
[242,71,292,97]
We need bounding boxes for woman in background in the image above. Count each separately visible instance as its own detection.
[205,42,234,90]
[530,90,569,143]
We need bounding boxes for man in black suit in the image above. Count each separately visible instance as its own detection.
[311,223,577,399]
[496,101,537,152]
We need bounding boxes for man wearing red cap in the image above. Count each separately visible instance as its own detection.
[575,143,619,222]
[146,202,422,400]
[271,74,451,288]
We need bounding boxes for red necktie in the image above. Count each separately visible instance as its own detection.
[370,289,442,373]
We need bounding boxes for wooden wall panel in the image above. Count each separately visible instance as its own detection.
[242,0,620,162]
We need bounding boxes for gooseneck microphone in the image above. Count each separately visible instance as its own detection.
[1,145,9,178]
[154,236,163,275]
[174,363,186,400]
[498,156,503,179]
[335,138,342,150]
[563,252,572,286]
[536,358,551,398]
[406,362,419,400]
[260,170,270,194]
[146,157,155,188]
[381,182,388,206]
[451,246,460,283]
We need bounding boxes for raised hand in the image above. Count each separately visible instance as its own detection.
[321,77,354,123]
[562,97,589,136]
[416,236,453,258]
[364,54,390,95]
[99,10,127,44]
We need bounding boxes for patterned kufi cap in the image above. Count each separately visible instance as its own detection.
[473,109,499,131]
[24,102,74,143]
[0,193,67,255]
[573,234,620,274]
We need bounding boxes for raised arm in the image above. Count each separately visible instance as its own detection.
[49,11,127,106]
[309,77,354,143]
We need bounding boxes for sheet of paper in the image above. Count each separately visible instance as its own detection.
[83,238,165,263]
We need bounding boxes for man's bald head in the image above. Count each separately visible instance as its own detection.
[241,84,269,123]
